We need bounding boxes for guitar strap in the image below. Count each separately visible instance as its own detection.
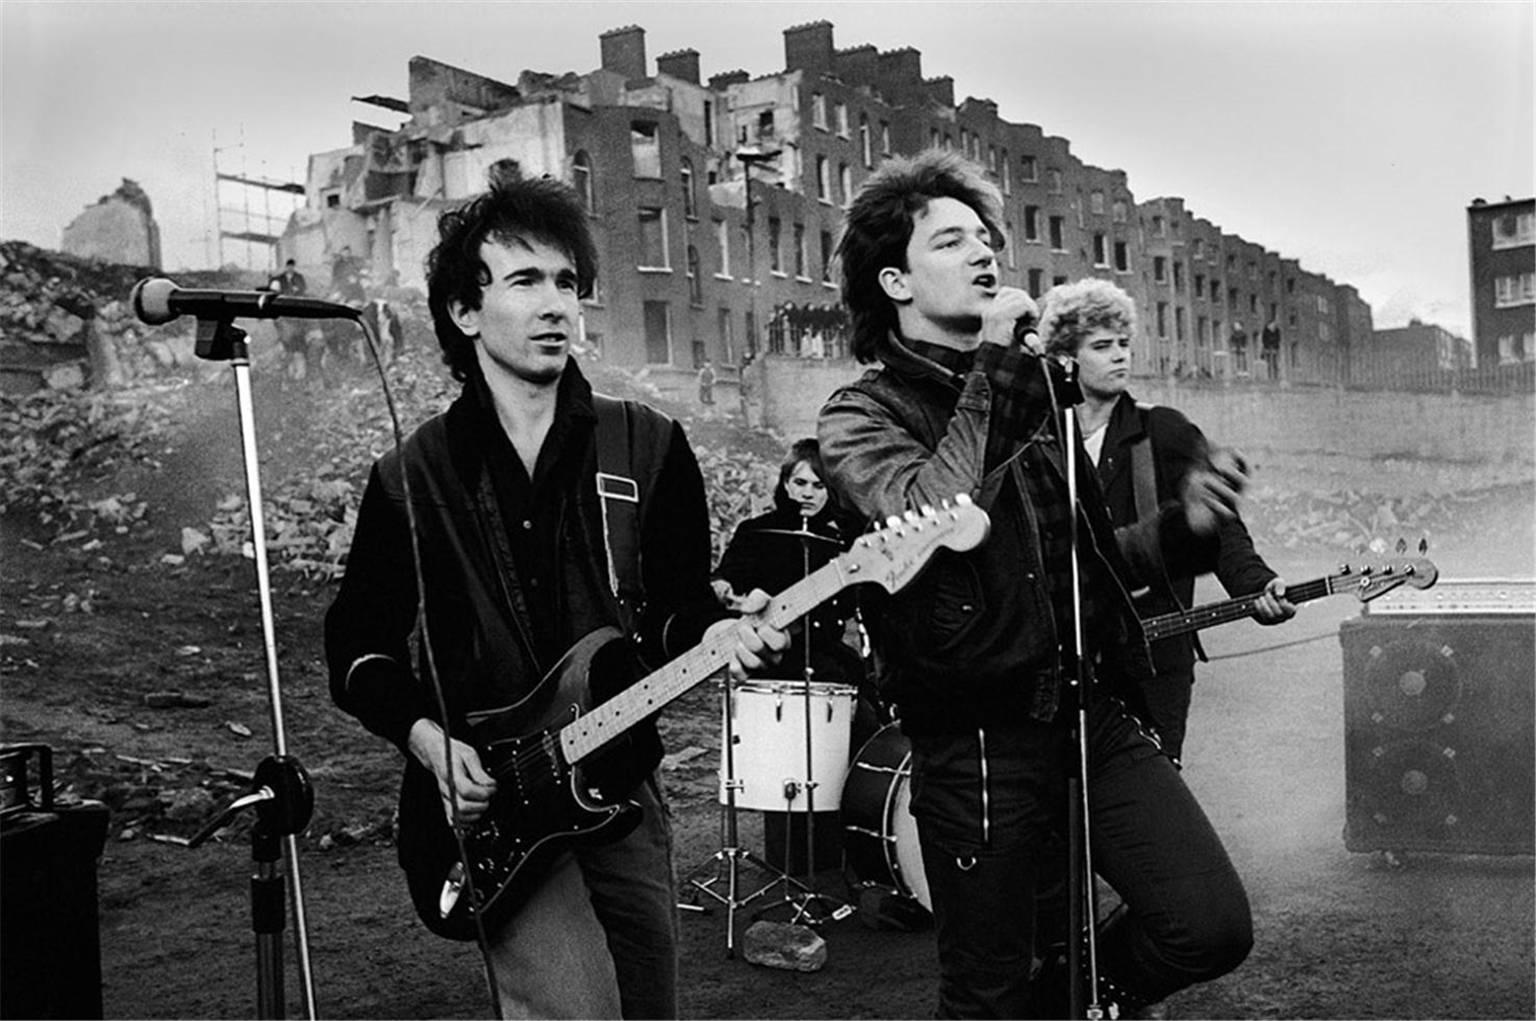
[1131,405,1206,661]
[592,394,645,637]
[1129,433,1158,524]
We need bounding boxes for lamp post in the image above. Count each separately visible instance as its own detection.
[736,147,781,360]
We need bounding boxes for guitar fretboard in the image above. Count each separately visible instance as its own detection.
[560,560,849,763]
[1141,575,1336,642]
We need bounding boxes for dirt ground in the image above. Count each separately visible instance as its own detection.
[2,365,1533,1020]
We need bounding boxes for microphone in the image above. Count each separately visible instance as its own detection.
[130,278,359,326]
[1013,316,1041,352]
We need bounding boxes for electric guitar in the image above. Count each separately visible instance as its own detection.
[398,497,991,941]
[1139,555,1439,642]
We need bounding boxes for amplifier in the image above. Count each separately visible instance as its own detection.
[1339,584,1535,856]
[0,745,110,1020]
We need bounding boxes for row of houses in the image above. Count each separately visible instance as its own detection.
[274,20,1523,390]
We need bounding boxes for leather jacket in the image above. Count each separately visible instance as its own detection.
[1096,392,1277,675]
[818,334,1166,736]
[325,360,723,755]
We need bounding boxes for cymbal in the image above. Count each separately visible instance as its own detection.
[754,527,842,545]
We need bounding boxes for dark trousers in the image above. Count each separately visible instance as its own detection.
[908,696,1251,1019]
[1138,663,1195,765]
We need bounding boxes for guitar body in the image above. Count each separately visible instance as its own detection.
[397,626,647,941]
[390,498,994,942]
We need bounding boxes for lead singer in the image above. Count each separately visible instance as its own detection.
[817,149,1252,1019]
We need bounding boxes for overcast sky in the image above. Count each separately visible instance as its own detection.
[3,0,1531,337]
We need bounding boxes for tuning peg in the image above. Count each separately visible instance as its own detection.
[1395,537,1408,554]
[939,497,953,509]
[1419,537,1429,554]
[956,493,973,506]
[886,515,903,530]
[919,504,936,518]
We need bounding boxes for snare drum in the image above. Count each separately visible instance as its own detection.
[720,680,857,812]
[840,721,930,910]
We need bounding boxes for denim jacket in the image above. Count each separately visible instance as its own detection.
[818,335,1160,735]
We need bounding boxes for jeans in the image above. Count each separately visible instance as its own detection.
[909,697,1251,1019]
[486,775,678,1019]
[1139,663,1195,765]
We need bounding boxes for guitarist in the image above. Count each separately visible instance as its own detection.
[324,165,786,1019]
[1038,278,1297,766]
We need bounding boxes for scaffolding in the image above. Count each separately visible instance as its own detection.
[212,130,305,272]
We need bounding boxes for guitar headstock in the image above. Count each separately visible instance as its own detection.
[840,495,990,595]
[1335,555,1439,602]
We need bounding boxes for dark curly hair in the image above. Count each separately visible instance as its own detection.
[425,162,598,382]
[837,149,1003,363]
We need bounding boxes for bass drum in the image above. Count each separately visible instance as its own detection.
[839,721,930,910]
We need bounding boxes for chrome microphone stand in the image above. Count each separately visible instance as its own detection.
[1048,358,1105,1020]
[180,315,327,1020]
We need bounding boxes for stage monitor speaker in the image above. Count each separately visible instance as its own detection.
[1340,582,1535,856]
[1,744,110,1020]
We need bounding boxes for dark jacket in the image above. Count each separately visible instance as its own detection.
[713,492,862,668]
[325,359,724,757]
[819,336,1199,736]
[1095,392,1277,676]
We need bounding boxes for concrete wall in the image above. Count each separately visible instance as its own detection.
[61,199,160,269]
[752,356,1536,467]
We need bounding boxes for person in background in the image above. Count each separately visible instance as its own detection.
[712,438,876,732]
[266,258,311,381]
[1039,277,1296,766]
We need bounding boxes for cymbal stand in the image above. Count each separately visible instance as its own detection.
[755,526,852,928]
[679,666,803,957]
[183,317,320,1019]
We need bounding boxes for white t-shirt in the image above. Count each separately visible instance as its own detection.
[1083,421,1108,466]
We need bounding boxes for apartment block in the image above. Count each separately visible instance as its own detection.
[1468,196,1535,368]
[283,19,1372,383]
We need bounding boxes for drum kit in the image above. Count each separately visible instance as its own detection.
[680,524,929,956]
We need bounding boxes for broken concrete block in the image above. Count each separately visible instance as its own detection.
[741,920,827,972]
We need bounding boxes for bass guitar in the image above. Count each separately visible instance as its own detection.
[1139,555,1438,642]
[399,497,991,940]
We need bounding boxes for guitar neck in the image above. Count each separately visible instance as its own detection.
[1140,574,1337,642]
[560,563,849,764]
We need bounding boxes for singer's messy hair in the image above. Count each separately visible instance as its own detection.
[1038,278,1138,356]
[426,162,598,383]
[837,149,1003,363]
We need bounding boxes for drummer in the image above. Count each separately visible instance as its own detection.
[712,438,867,702]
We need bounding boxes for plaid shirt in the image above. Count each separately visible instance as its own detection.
[905,338,1112,669]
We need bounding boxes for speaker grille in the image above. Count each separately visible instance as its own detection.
[1341,614,1534,855]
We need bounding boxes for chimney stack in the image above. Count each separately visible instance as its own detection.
[600,25,647,81]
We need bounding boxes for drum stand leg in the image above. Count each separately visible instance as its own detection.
[678,670,806,958]
[752,636,853,928]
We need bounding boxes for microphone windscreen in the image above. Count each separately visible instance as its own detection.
[131,278,178,325]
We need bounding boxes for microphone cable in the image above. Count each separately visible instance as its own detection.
[349,314,506,1018]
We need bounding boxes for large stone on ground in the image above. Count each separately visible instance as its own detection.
[741,920,827,972]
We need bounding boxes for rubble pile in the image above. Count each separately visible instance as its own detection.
[185,348,781,578]
[0,240,262,391]
[2,243,1521,579]
[0,379,190,537]
[1243,479,1498,552]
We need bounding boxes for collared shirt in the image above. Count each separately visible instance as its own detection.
[470,366,596,674]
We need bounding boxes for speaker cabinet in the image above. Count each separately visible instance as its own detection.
[1340,612,1534,855]
[1,745,110,1020]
